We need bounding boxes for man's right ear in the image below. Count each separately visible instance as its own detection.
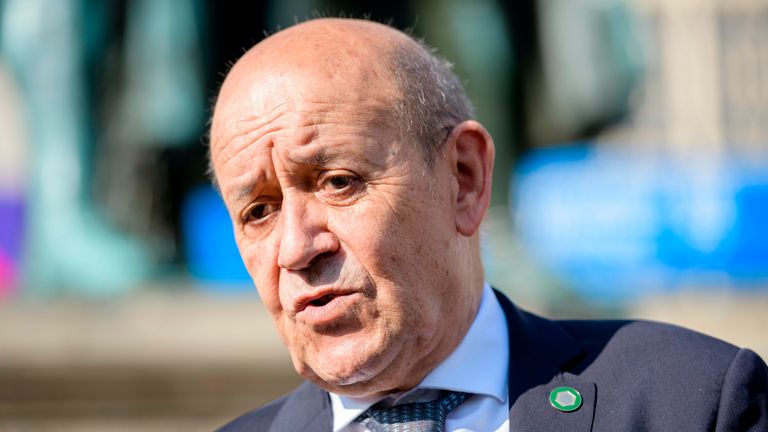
[443,120,495,237]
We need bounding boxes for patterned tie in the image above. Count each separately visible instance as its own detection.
[354,390,470,432]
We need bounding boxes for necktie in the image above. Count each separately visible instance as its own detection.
[354,390,470,432]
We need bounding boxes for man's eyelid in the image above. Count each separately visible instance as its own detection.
[239,202,260,223]
[240,196,281,222]
[318,169,361,185]
[316,172,367,206]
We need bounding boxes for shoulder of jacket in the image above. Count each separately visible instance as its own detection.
[215,390,293,431]
[559,318,741,372]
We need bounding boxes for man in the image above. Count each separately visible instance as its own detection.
[208,18,768,432]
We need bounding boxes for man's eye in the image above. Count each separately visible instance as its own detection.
[321,174,363,193]
[244,202,280,223]
[318,173,365,202]
[328,176,353,189]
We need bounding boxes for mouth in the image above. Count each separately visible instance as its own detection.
[293,289,362,326]
[295,289,357,312]
[308,293,337,307]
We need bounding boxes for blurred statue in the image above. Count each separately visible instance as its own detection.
[0,0,204,296]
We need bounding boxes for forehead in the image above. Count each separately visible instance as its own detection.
[212,72,400,163]
[214,52,402,143]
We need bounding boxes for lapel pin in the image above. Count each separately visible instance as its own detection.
[549,386,582,412]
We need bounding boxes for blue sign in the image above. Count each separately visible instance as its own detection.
[181,185,252,289]
[513,146,768,301]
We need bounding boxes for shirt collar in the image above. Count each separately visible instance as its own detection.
[329,283,509,431]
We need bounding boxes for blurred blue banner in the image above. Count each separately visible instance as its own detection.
[181,185,252,289]
[513,145,768,302]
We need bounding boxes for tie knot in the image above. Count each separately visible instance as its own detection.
[355,390,470,432]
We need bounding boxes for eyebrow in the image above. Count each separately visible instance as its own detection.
[289,147,334,167]
[235,183,256,204]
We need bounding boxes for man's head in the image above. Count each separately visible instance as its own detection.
[209,18,495,397]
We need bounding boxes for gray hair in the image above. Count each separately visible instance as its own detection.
[388,37,475,166]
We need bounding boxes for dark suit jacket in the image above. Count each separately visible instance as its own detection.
[218,290,768,431]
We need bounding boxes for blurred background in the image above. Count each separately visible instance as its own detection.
[1,0,767,430]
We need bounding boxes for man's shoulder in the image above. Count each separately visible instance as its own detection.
[558,317,742,365]
[216,381,331,432]
[496,289,763,388]
[555,317,767,401]
[216,395,289,432]
[528,314,768,430]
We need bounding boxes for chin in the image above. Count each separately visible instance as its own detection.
[311,355,385,385]
[298,344,400,395]
[322,366,379,387]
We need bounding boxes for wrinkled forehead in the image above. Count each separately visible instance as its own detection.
[211,47,401,158]
[214,66,396,130]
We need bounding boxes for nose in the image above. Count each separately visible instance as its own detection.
[277,195,339,270]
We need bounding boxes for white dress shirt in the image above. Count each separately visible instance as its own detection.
[330,283,510,432]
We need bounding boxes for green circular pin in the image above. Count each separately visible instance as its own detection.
[549,386,582,412]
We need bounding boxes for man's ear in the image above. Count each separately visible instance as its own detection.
[445,120,495,236]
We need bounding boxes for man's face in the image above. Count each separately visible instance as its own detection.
[211,70,468,395]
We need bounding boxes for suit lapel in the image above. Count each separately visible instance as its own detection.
[494,290,596,432]
[509,374,596,432]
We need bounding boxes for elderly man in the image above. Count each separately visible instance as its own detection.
[209,18,767,432]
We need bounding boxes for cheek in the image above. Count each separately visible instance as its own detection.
[329,207,398,278]
[333,196,436,286]
[238,235,282,313]
[332,202,440,312]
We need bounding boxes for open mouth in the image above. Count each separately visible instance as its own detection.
[294,289,360,317]
[309,293,337,307]
[294,290,361,325]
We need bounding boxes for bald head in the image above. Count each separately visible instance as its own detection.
[210,18,473,175]
[231,18,410,75]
